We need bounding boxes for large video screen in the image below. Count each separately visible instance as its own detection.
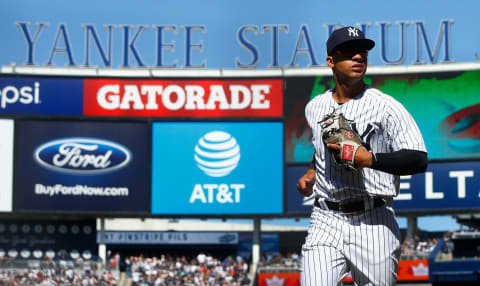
[285,71,480,162]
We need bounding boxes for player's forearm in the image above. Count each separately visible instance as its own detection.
[370,149,428,175]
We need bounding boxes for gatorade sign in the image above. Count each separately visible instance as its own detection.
[84,78,283,117]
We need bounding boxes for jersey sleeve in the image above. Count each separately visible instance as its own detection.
[304,99,316,129]
[384,98,427,153]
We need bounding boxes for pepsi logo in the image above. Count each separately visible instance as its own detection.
[194,131,241,177]
[34,138,131,174]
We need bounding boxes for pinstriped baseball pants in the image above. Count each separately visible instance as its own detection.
[301,204,401,286]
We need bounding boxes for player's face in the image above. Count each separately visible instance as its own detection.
[327,45,368,80]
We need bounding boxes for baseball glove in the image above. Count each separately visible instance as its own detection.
[319,113,364,170]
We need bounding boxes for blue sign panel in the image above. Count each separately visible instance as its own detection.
[0,77,83,115]
[14,120,149,214]
[287,161,480,215]
[151,122,283,215]
[286,165,313,214]
[394,161,480,213]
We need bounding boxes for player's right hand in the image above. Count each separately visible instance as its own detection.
[297,169,315,197]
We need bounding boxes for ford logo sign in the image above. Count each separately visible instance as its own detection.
[34,138,131,174]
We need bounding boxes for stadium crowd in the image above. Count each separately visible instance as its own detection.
[256,253,301,270]
[122,253,250,286]
[0,252,251,286]
[256,237,441,270]
[257,229,480,269]
[2,228,479,285]
[0,261,116,286]
[400,236,438,259]
[400,228,479,260]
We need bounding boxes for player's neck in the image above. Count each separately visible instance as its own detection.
[332,80,366,104]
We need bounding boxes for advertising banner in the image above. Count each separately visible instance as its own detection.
[14,120,149,214]
[151,122,283,215]
[0,1,470,69]
[286,161,480,215]
[393,161,480,213]
[0,219,96,260]
[257,260,428,285]
[84,78,283,118]
[257,273,300,286]
[398,259,429,281]
[99,231,238,245]
[0,120,13,212]
[343,260,428,282]
[285,165,313,215]
[285,71,480,162]
[0,76,83,115]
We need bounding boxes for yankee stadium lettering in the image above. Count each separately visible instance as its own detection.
[34,138,131,174]
[14,20,453,68]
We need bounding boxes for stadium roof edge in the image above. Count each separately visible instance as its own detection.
[2,62,480,78]
[101,218,309,232]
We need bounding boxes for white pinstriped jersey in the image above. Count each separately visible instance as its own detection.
[305,86,427,201]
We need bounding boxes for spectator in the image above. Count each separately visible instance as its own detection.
[0,252,250,286]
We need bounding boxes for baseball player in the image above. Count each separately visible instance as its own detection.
[297,26,428,285]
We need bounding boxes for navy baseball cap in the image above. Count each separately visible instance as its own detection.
[326,26,375,55]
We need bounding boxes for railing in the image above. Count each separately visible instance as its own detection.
[400,251,432,260]
[257,266,301,273]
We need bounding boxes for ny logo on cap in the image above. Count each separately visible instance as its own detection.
[347,27,359,37]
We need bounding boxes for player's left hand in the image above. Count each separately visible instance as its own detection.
[320,113,365,170]
[326,144,373,168]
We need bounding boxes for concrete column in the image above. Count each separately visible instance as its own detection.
[251,218,261,276]
[406,215,418,240]
[98,218,107,264]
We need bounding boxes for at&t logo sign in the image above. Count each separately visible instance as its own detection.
[194,131,240,177]
[190,131,245,204]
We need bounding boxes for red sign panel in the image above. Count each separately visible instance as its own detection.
[397,259,429,281]
[257,273,300,286]
[84,79,283,117]
[343,259,429,282]
[258,259,428,285]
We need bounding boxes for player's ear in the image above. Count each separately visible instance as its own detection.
[326,56,335,68]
